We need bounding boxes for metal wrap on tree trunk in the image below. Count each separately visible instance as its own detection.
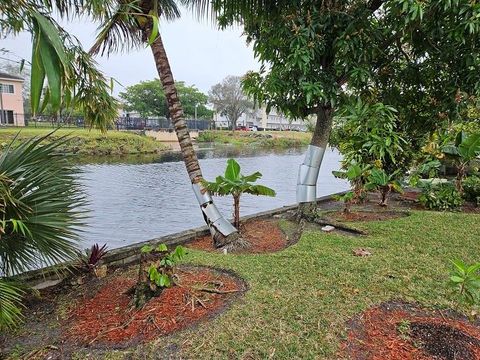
[296,145,326,203]
[192,183,237,237]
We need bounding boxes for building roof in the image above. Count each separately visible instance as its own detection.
[0,72,24,82]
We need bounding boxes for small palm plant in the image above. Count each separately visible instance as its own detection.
[442,131,480,193]
[365,168,403,206]
[0,134,85,329]
[332,162,370,213]
[203,159,275,229]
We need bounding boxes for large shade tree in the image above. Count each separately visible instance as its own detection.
[215,0,480,213]
[209,75,253,130]
[120,79,213,119]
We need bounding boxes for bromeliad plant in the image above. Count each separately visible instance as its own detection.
[134,244,186,308]
[78,243,108,277]
[0,134,85,329]
[365,168,403,207]
[203,159,276,229]
[442,131,480,193]
[332,162,370,213]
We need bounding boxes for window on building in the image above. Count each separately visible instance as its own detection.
[0,110,14,124]
[0,83,15,94]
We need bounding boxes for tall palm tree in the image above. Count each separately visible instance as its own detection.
[90,1,239,247]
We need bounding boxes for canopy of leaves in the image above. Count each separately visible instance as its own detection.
[332,99,409,174]
[120,80,213,119]
[203,159,275,197]
[217,0,480,135]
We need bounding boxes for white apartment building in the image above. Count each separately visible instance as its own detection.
[213,107,307,131]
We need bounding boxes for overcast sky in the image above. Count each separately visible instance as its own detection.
[1,9,260,95]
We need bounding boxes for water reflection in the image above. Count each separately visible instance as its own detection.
[78,146,348,249]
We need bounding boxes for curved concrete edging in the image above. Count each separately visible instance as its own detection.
[18,191,346,288]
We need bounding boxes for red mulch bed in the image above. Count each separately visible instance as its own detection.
[329,210,409,222]
[341,301,480,360]
[63,266,245,348]
[187,219,288,253]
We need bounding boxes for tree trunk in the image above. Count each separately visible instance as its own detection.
[233,195,240,229]
[456,163,466,194]
[380,186,390,206]
[297,106,334,217]
[148,32,238,248]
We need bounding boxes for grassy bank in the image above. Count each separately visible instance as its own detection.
[0,128,167,156]
[197,130,311,148]
[5,210,479,359]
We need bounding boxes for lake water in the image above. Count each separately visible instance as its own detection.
[78,146,349,249]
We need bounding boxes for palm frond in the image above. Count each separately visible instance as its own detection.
[0,280,24,330]
[0,134,86,276]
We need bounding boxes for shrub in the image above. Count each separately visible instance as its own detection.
[0,134,85,329]
[449,260,480,312]
[332,162,370,213]
[463,175,480,206]
[364,168,403,206]
[419,182,464,210]
[134,244,186,308]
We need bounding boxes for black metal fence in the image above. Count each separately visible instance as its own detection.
[16,114,213,131]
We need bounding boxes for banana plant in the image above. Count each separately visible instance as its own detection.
[203,159,275,229]
[365,168,403,206]
[332,162,370,213]
[442,132,480,193]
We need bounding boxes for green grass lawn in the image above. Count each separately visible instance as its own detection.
[0,128,167,156]
[109,210,479,360]
[197,130,311,148]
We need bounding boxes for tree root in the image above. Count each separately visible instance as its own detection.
[218,234,251,253]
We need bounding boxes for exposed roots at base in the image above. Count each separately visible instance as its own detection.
[219,235,251,253]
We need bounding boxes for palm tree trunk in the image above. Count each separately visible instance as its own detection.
[297,105,333,216]
[148,32,238,248]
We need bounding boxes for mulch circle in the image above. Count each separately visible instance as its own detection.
[341,301,480,360]
[328,210,409,222]
[62,265,247,348]
[187,218,288,253]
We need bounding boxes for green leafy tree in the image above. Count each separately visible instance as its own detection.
[216,0,480,212]
[0,134,86,328]
[442,132,480,193]
[120,80,213,119]
[203,159,275,229]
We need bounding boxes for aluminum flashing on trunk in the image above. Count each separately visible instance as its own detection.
[192,182,213,205]
[296,145,325,203]
[296,184,317,203]
[192,183,237,237]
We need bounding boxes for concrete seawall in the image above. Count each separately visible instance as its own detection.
[18,192,345,289]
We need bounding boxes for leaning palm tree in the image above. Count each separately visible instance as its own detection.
[90,0,239,247]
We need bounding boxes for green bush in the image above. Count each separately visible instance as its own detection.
[463,175,480,206]
[419,182,464,211]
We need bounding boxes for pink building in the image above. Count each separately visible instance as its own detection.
[0,72,25,126]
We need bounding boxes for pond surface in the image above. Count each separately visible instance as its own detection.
[79,146,348,249]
